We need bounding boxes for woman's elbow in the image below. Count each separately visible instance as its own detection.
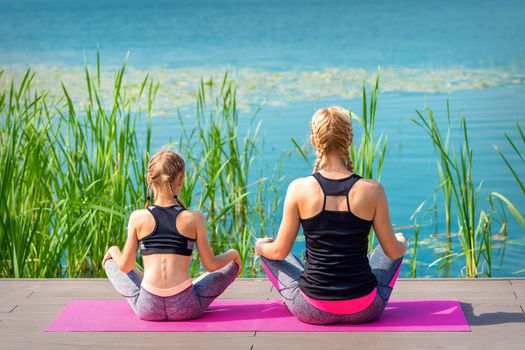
[268,246,289,260]
[385,245,406,260]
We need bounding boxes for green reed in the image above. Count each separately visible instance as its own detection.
[0,59,281,277]
[349,73,388,251]
[175,74,274,277]
[1,60,522,279]
[411,106,496,277]
[491,120,525,230]
[0,56,156,277]
[349,73,388,183]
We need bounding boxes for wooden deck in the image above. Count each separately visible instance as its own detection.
[1,278,524,349]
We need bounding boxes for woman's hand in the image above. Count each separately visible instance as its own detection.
[255,237,274,256]
[395,232,408,248]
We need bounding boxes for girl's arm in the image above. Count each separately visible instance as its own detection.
[102,210,140,273]
[193,211,242,275]
[255,180,300,260]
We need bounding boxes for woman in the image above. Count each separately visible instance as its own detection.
[102,150,242,321]
[255,106,407,325]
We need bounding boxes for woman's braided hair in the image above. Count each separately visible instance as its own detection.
[310,106,354,173]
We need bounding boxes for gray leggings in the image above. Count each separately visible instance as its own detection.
[261,244,403,325]
[104,259,239,321]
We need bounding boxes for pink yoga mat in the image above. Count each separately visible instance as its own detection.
[45,299,470,332]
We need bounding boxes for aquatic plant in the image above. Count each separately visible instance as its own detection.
[490,120,525,230]
[0,57,156,277]
[0,59,280,277]
[411,106,497,277]
[348,74,388,251]
[175,74,276,277]
[1,58,521,279]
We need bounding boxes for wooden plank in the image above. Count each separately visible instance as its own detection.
[30,279,272,299]
[0,280,42,299]
[390,291,517,303]
[252,331,525,350]
[0,305,16,313]
[9,304,65,313]
[0,333,255,350]
[216,279,273,299]
[461,303,525,325]
[1,278,525,349]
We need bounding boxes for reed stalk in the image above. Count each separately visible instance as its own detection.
[411,106,494,277]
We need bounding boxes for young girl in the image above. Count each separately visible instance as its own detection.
[256,106,407,325]
[102,150,242,321]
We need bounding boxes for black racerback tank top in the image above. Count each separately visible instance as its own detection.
[298,172,378,300]
[139,204,196,256]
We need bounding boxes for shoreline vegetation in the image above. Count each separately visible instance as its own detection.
[0,57,523,278]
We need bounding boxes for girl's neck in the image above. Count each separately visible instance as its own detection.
[153,193,179,207]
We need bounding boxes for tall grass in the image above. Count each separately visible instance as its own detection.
[1,61,522,278]
[491,120,525,229]
[0,58,156,277]
[0,62,279,277]
[411,106,496,277]
[175,74,276,276]
[349,74,388,251]
[349,73,388,182]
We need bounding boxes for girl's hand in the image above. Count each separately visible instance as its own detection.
[102,249,112,268]
[255,237,274,256]
[233,251,243,277]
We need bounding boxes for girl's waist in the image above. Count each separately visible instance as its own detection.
[141,278,193,297]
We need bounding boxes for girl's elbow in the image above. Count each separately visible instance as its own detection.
[203,260,218,272]
[119,262,134,273]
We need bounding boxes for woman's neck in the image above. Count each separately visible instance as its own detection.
[319,154,351,176]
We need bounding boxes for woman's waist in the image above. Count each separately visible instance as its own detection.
[299,286,378,314]
[298,267,378,300]
[302,257,374,277]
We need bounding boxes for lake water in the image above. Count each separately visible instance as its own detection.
[1,0,524,277]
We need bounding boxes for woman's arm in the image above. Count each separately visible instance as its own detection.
[102,210,140,273]
[255,180,300,260]
[371,182,408,260]
[193,211,242,275]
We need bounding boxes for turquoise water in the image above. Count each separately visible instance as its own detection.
[1,0,524,276]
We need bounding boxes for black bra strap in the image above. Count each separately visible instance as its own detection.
[312,173,327,210]
[146,205,158,221]
[312,172,361,212]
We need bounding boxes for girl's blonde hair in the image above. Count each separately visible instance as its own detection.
[310,106,354,173]
[145,149,186,208]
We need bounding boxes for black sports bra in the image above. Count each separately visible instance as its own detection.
[139,204,196,256]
